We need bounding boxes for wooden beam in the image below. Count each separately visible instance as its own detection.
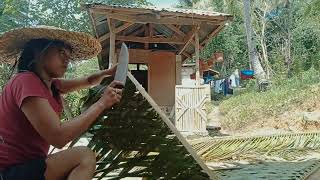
[118,22,134,32]
[182,52,192,59]
[116,48,151,64]
[166,29,193,59]
[165,24,186,38]
[108,18,116,68]
[149,23,154,37]
[144,24,149,49]
[178,26,198,55]
[176,55,182,85]
[107,18,115,33]
[195,31,200,86]
[200,24,225,48]
[99,22,135,42]
[115,22,135,33]
[184,24,226,60]
[88,12,99,38]
[166,25,198,47]
[114,25,145,47]
[116,36,185,44]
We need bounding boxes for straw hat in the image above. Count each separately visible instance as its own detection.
[0,26,102,64]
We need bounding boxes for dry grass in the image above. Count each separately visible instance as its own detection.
[218,68,320,132]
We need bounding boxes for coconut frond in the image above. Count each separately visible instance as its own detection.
[81,76,213,179]
[215,159,320,180]
[190,132,320,162]
[189,133,320,179]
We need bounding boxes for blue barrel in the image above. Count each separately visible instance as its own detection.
[241,70,254,76]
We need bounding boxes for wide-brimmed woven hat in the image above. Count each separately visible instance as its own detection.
[0,26,102,64]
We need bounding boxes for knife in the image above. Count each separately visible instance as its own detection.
[114,43,129,89]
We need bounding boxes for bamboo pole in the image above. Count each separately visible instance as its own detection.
[195,31,200,86]
[108,18,116,68]
[176,55,182,85]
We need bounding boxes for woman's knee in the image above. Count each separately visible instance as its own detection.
[74,146,96,165]
[45,146,96,180]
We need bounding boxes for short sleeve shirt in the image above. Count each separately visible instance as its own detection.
[0,72,63,170]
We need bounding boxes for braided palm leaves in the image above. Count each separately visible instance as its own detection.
[189,132,320,179]
[79,75,320,179]
[81,77,211,180]
[190,132,320,162]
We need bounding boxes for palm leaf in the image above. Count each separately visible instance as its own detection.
[80,74,215,179]
[190,132,320,161]
[215,159,320,180]
[189,132,320,179]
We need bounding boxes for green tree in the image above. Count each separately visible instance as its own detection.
[0,0,150,33]
[0,64,12,91]
[180,0,320,81]
[0,0,31,32]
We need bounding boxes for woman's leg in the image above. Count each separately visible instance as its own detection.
[45,146,96,180]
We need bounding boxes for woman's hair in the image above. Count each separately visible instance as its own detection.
[17,38,72,97]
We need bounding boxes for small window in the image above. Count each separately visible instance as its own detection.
[128,64,138,70]
[138,64,148,70]
[129,64,148,71]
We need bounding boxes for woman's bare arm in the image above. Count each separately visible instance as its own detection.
[57,66,117,94]
[21,81,123,149]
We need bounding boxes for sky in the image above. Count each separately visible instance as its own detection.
[148,0,179,8]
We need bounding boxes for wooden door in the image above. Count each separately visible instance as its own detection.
[175,85,210,135]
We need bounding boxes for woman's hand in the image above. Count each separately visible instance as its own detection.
[98,80,123,109]
[102,64,117,77]
[87,65,118,86]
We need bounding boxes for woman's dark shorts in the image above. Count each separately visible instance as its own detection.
[0,158,46,180]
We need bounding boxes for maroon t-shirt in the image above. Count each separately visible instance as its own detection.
[0,72,63,170]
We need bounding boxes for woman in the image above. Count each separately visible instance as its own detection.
[0,26,123,180]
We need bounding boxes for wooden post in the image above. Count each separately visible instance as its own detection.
[176,55,182,85]
[108,18,116,68]
[144,24,149,49]
[195,31,200,86]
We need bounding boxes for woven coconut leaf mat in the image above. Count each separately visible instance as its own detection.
[215,159,320,180]
[189,132,320,179]
[79,73,320,180]
[80,73,216,180]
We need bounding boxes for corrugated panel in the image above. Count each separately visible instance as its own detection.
[87,3,231,17]
[123,23,143,36]
[153,24,174,37]
[180,25,192,35]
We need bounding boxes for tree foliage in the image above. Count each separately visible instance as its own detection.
[1,0,319,91]
[0,0,30,33]
[179,0,320,80]
[0,0,150,33]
